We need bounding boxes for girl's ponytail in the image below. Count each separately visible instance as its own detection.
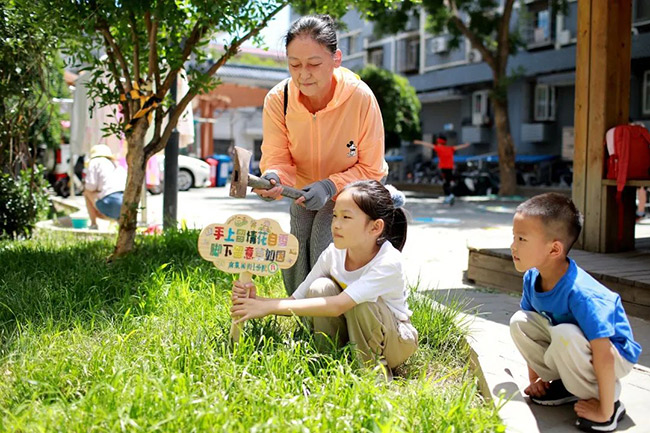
[387,207,408,252]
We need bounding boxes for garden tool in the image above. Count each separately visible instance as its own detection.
[229,146,303,200]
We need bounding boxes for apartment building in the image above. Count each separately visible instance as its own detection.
[334,1,650,171]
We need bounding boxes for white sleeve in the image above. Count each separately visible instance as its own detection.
[344,260,405,305]
[85,161,100,191]
[291,245,334,299]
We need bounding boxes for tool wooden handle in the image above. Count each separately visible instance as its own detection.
[230,271,252,342]
[247,174,304,200]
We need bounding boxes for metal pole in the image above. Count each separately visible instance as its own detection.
[139,180,147,226]
[163,76,179,230]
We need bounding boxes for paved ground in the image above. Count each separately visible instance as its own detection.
[61,186,650,432]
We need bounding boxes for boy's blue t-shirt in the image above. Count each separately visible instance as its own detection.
[521,258,642,364]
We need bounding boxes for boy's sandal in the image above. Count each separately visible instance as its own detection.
[530,379,578,406]
[575,400,625,432]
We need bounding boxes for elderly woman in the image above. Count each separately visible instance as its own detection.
[255,15,387,295]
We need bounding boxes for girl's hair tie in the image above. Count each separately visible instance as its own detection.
[384,184,405,209]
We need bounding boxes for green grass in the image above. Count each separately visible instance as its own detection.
[0,231,504,432]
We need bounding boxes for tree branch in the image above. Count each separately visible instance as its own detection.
[144,12,161,91]
[97,18,132,92]
[156,21,207,99]
[446,0,496,71]
[205,3,286,78]
[496,0,516,76]
[152,105,163,144]
[146,2,287,157]
[129,12,140,84]
[104,48,131,122]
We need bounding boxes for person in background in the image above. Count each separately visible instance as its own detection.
[255,15,387,296]
[83,144,127,230]
[414,135,470,205]
[232,181,417,379]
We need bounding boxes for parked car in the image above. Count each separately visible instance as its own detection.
[148,154,211,194]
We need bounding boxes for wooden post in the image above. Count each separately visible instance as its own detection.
[200,99,213,159]
[572,0,632,252]
[229,271,251,341]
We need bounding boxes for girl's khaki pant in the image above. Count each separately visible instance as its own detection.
[305,278,418,370]
[510,310,633,400]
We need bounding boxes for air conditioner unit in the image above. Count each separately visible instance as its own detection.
[430,37,448,54]
[468,49,482,63]
[472,113,490,126]
[534,27,548,43]
[557,29,571,45]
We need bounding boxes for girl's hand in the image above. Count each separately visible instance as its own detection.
[230,298,268,323]
[232,279,256,300]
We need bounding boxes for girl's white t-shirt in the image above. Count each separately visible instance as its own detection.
[292,241,412,321]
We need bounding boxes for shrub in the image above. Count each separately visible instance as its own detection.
[358,65,422,149]
[0,166,50,239]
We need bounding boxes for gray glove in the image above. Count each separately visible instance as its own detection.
[259,172,281,201]
[301,179,337,211]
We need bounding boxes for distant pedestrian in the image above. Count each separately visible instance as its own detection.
[509,193,641,432]
[232,181,418,379]
[414,135,469,205]
[83,144,127,229]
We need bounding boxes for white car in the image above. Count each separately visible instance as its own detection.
[149,154,211,193]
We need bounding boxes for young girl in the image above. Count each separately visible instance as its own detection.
[231,180,418,373]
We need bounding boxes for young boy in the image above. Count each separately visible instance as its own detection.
[509,193,642,432]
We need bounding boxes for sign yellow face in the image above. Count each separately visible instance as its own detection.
[197,214,299,276]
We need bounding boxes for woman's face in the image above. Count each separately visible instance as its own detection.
[286,35,341,101]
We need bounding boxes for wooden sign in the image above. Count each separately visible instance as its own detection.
[198,214,298,340]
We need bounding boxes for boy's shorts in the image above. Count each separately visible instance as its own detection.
[96,192,123,220]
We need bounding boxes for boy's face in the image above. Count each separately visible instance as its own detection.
[511,213,554,272]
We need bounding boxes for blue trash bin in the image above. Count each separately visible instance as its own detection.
[211,154,232,187]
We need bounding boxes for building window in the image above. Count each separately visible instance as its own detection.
[472,90,490,126]
[535,10,551,42]
[522,1,555,46]
[399,37,420,73]
[340,33,359,56]
[641,71,650,116]
[534,84,556,121]
[213,139,233,155]
[368,47,384,67]
[634,0,650,23]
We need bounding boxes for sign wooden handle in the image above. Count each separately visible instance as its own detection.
[230,271,252,342]
[247,174,304,200]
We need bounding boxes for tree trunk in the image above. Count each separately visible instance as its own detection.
[112,121,148,258]
[492,96,517,196]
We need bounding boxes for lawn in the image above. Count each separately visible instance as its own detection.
[0,230,504,432]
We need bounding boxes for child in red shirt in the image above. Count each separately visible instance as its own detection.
[414,135,470,205]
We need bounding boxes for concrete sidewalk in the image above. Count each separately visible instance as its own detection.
[450,288,650,433]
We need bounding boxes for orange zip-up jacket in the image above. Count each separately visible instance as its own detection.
[260,67,388,193]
